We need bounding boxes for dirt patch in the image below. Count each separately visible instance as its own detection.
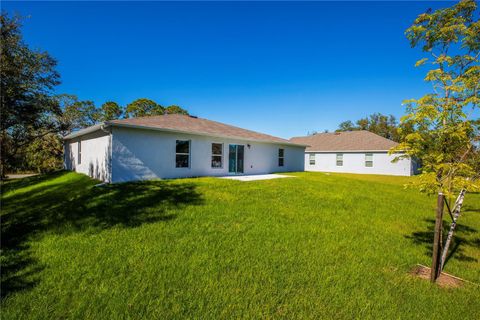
[410,264,467,288]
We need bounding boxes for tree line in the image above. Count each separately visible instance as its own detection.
[335,113,406,142]
[57,95,188,134]
[0,12,189,175]
[308,113,412,143]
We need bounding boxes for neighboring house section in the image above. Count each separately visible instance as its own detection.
[290,131,418,176]
[64,114,306,183]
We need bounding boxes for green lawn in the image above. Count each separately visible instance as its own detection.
[1,171,479,319]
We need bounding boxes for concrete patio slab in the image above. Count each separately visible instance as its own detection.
[218,174,294,181]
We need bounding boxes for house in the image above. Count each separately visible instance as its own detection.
[290,130,418,176]
[63,114,307,183]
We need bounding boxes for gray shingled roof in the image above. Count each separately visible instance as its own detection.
[64,114,307,146]
[290,131,398,152]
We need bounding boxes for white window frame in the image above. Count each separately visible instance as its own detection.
[278,148,285,167]
[309,153,315,165]
[211,142,223,169]
[78,141,82,165]
[336,153,343,166]
[365,153,373,167]
[175,140,191,168]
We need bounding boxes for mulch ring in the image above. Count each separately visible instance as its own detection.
[410,264,469,288]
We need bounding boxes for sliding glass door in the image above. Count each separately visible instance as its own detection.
[228,144,244,174]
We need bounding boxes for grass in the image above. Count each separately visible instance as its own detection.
[1,171,479,319]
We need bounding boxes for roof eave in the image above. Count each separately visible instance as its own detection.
[62,123,107,140]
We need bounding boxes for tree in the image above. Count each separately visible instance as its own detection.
[366,113,397,140]
[356,118,370,131]
[0,12,61,175]
[390,0,479,282]
[165,105,189,115]
[337,120,356,132]
[59,95,100,133]
[25,132,63,173]
[335,113,400,141]
[100,101,123,121]
[467,120,480,177]
[125,98,164,118]
[54,94,79,134]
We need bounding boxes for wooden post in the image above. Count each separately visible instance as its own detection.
[431,193,444,282]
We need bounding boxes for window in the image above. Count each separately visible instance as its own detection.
[211,143,223,168]
[78,141,82,165]
[278,148,285,167]
[176,140,190,168]
[336,153,343,166]
[365,153,373,167]
[309,153,315,165]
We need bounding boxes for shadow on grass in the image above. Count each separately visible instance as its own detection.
[1,171,65,194]
[405,216,479,268]
[1,171,204,299]
[462,205,480,213]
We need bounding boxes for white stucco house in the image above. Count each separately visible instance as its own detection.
[290,131,418,176]
[63,114,306,183]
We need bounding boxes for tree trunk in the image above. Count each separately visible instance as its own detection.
[431,193,444,282]
[440,189,466,271]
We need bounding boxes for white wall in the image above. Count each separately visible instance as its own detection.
[64,130,111,182]
[111,127,305,182]
[305,152,413,176]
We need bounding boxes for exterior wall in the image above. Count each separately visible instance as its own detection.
[64,130,111,182]
[305,152,413,176]
[111,127,305,183]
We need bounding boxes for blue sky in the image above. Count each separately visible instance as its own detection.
[4,1,452,138]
